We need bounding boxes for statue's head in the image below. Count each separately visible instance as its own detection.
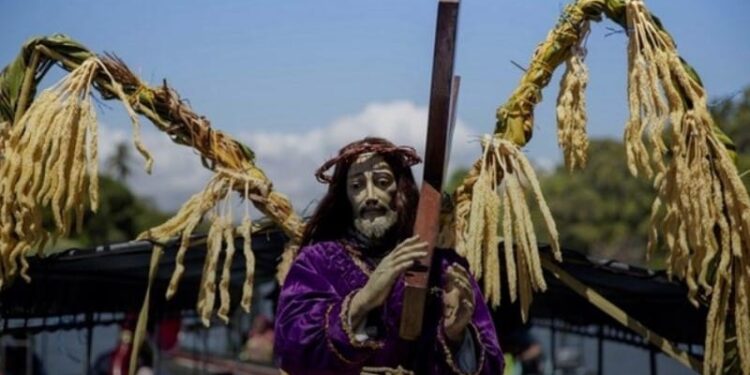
[347,152,398,239]
[302,137,421,246]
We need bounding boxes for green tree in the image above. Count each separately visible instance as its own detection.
[446,86,750,266]
[62,139,172,246]
[445,167,470,194]
[711,86,750,190]
[445,145,655,264]
[106,142,133,182]
[537,139,655,264]
[69,175,171,246]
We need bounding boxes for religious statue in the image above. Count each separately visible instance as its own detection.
[274,137,504,374]
[3,0,750,372]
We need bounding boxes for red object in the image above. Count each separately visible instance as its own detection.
[109,331,132,375]
[157,317,181,351]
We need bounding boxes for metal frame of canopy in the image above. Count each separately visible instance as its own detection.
[0,232,705,346]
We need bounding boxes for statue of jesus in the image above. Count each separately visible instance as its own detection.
[275,137,504,374]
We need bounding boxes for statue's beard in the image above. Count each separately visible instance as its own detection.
[354,209,397,239]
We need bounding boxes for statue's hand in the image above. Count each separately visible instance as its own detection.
[442,264,475,345]
[349,235,428,327]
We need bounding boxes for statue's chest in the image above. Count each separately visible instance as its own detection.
[326,245,407,327]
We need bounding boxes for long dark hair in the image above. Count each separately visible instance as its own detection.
[302,137,420,246]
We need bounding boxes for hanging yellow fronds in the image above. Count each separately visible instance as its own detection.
[0,37,307,375]
[239,216,255,313]
[556,21,590,171]
[625,1,750,373]
[0,121,8,158]
[455,135,561,318]
[451,0,600,316]
[446,0,747,371]
[0,57,151,286]
[138,168,267,326]
[0,37,305,295]
[276,241,300,285]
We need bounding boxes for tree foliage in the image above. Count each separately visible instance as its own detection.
[63,142,171,247]
[69,175,171,246]
[538,139,654,263]
[711,86,750,191]
[442,86,750,266]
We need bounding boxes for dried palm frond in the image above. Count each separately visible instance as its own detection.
[455,135,560,318]
[556,21,590,171]
[0,121,8,158]
[276,241,300,285]
[0,38,305,290]
[450,1,748,369]
[452,0,603,316]
[103,55,305,284]
[0,57,152,286]
[137,168,267,326]
[0,36,306,375]
[239,216,255,313]
[625,1,750,372]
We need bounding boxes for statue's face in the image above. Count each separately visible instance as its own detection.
[347,152,398,239]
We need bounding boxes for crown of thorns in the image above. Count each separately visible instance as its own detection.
[315,143,422,183]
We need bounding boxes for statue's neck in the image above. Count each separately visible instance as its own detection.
[345,226,395,263]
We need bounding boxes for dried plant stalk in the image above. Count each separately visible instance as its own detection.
[0,36,307,375]
[0,57,151,286]
[198,215,224,326]
[483,177,501,307]
[556,21,590,171]
[138,169,266,327]
[276,242,300,285]
[217,215,237,323]
[448,0,748,371]
[1,39,304,289]
[626,1,750,372]
[452,0,604,316]
[455,135,560,316]
[239,216,255,313]
[100,56,305,250]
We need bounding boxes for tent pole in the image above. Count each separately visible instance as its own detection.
[541,256,701,372]
[650,348,658,375]
[597,325,603,375]
[550,322,557,372]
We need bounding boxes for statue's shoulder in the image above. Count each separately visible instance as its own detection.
[295,240,346,263]
[293,240,365,286]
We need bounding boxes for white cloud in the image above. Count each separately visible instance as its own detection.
[98,125,212,211]
[98,100,561,213]
[239,100,483,212]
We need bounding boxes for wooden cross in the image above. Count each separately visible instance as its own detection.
[399,0,461,340]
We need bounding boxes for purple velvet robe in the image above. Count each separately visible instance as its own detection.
[275,241,504,374]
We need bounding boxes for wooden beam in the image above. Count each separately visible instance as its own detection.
[399,0,461,341]
[541,255,703,373]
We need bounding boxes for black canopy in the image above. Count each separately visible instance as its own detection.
[0,230,706,349]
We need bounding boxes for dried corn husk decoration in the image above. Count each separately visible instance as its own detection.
[452,2,589,317]
[452,0,601,316]
[0,36,305,375]
[276,242,299,285]
[0,57,151,286]
[137,168,267,326]
[0,37,304,290]
[455,135,561,319]
[452,2,749,370]
[556,21,590,171]
[238,215,255,312]
[625,1,750,372]
[0,121,8,158]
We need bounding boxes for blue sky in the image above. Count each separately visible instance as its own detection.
[2,0,749,209]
